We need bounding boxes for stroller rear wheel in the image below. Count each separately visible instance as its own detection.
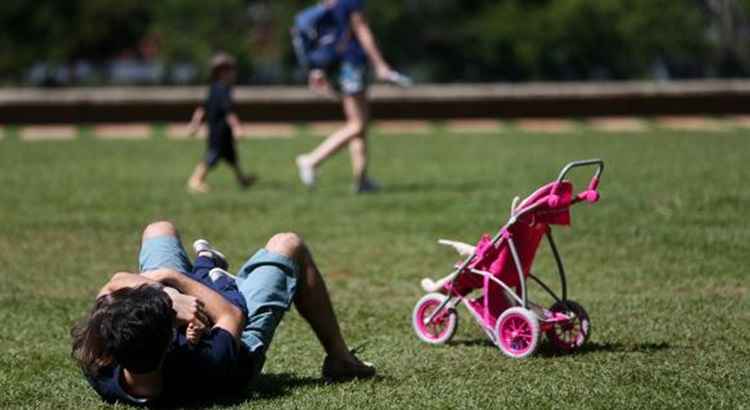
[545,300,590,353]
[412,293,458,344]
[495,307,541,359]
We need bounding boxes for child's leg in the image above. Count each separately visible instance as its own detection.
[188,161,209,192]
[189,145,224,192]
[221,142,255,188]
[191,255,218,283]
[230,162,256,187]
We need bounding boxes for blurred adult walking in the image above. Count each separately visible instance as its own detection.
[292,0,408,193]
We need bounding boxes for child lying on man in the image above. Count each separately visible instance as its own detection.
[182,239,244,346]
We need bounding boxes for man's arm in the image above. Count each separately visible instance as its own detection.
[97,272,158,298]
[97,272,210,328]
[143,268,245,346]
[350,11,391,79]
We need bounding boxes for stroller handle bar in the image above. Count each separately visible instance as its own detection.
[556,159,604,183]
[549,159,604,206]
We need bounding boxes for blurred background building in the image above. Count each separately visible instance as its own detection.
[2,0,750,87]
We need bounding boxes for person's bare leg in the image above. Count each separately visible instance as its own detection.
[188,162,209,192]
[264,233,353,360]
[142,220,179,243]
[348,94,370,185]
[264,233,374,380]
[300,94,368,169]
[349,135,368,186]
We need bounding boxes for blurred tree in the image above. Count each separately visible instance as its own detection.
[702,0,750,76]
[434,0,708,81]
[149,0,252,82]
[2,0,750,84]
[0,0,151,83]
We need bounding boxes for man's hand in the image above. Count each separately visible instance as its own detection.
[374,64,394,82]
[308,69,332,96]
[163,287,211,328]
[144,267,245,346]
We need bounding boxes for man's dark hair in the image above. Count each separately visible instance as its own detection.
[72,284,176,375]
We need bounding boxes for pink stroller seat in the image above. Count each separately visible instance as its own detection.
[450,181,575,313]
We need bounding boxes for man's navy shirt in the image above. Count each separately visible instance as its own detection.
[86,328,257,406]
[85,257,254,406]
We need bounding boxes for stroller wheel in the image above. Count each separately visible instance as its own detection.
[412,293,458,344]
[545,300,590,353]
[495,307,540,359]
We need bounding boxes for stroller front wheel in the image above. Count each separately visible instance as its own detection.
[495,307,541,359]
[412,293,458,344]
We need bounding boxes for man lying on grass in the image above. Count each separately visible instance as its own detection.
[71,221,374,406]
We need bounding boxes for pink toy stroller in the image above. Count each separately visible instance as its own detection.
[412,160,604,358]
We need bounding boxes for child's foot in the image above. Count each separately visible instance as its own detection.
[209,267,238,282]
[239,174,257,189]
[321,352,376,383]
[354,178,381,194]
[296,155,316,189]
[187,180,210,193]
[193,239,229,270]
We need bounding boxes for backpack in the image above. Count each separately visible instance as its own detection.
[291,3,341,71]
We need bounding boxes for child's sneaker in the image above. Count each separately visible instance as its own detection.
[239,174,257,189]
[321,352,376,383]
[193,239,229,270]
[209,267,238,282]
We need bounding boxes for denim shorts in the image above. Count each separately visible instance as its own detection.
[138,236,298,357]
[329,61,368,96]
[139,235,193,275]
[234,249,298,354]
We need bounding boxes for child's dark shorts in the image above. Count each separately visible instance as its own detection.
[205,142,237,168]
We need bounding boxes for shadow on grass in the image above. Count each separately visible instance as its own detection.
[536,341,673,358]
[448,338,496,348]
[383,181,484,194]
[448,339,673,358]
[157,373,321,409]
[167,372,387,409]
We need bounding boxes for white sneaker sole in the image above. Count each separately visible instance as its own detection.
[209,267,238,282]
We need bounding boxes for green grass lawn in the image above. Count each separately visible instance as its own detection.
[0,129,748,409]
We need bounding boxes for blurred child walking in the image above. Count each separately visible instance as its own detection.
[187,53,255,193]
[293,0,408,193]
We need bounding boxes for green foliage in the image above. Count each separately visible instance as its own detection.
[150,0,251,80]
[1,129,749,408]
[411,0,708,80]
[0,0,746,83]
[0,0,150,79]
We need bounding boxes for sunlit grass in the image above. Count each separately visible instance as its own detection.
[0,129,748,408]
